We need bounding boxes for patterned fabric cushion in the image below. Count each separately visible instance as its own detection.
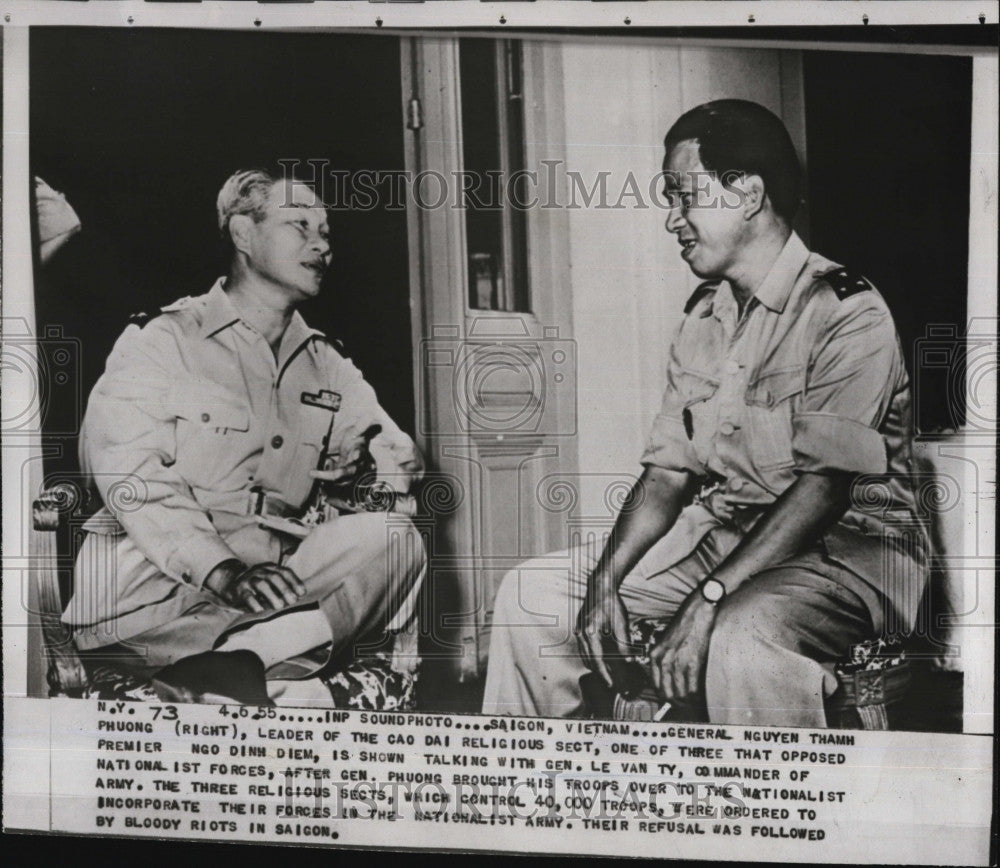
[834,636,907,675]
[632,619,909,678]
[320,653,417,711]
[53,655,418,710]
[829,638,910,730]
[629,618,671,661]
[77,665,161,702]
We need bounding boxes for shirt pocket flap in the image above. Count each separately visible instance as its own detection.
[745,366,805,408]
[171,386,250,431]
[677,367,720,408]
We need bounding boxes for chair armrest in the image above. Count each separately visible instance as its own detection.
[31,482,90,695]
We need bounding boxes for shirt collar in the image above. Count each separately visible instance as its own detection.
[281,309,327,365]
[199,278,242,339]
[199,278,326,355]
[751,231,810,314]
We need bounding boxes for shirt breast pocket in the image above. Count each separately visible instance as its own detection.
[744,366,805,471]
[171,387,252,483]
[676,367,720,456]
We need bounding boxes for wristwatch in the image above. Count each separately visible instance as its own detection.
[699,576,726,605]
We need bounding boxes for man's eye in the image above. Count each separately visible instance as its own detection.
[664,192,691,210]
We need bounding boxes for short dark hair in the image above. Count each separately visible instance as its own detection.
[663,99,801,223]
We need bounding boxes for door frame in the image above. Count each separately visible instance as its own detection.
[400,35,578,680]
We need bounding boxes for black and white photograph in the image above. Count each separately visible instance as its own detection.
[3,2,996,862]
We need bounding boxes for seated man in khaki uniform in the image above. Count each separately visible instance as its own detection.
[483,100,928,727]
[65,169,426,704]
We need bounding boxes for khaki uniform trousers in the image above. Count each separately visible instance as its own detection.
[482,524,883,728]
[82,511,426,685]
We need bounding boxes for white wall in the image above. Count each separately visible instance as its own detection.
[555,44,806,516]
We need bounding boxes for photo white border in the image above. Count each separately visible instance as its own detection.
[0,0,994,31]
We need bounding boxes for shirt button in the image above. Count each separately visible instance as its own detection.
[725,360,741,374]
[719,421,736,436]
[729,477,745,492]
[201,412,211,423]
[271,435,284,449]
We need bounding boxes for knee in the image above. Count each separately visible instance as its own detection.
[492,568,524,622]
[492,560,561,627]
[343,511,425,567]
[710,587,782,662]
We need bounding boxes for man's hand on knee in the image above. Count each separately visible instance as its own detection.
[575,588,632,690]
[649,591,717,701]
[205,559,306,613]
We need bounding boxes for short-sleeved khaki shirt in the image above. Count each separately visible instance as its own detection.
[639,233,928,629]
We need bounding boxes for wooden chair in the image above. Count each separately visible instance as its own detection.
[31,480,420,708]
[602,617,912,730]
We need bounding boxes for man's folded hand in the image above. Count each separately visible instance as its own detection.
[205,559,306,613]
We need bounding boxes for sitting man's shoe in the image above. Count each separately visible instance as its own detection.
[151,650,273,706]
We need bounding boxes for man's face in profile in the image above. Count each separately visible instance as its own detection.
[244,180,331,302]
[662,139,747,282]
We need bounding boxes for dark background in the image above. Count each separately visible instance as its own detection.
[31,28,413,481]
[803,51,972,433]
[30,35,975,467]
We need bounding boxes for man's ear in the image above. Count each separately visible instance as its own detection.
[741,175,767,220]
[228,214,254,257]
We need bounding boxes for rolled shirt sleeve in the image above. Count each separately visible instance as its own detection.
[793,297,904,476]
[640,341,705,476]
[80,322,240,587]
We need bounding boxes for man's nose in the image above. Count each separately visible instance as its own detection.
[665,207,686,234]
[312,234,331,257]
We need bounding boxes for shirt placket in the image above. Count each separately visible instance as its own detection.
[240,323,290,498]
[708,300,753,490]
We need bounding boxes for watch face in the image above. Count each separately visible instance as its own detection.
[702,578,725,603]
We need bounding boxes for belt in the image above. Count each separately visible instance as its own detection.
[247,485,418,536]
[189,488,299,521]
[244,487,317,540]
[693,478,726,509]
[694,479,762,534]
[695,479,929,550]
[246,487,297,520]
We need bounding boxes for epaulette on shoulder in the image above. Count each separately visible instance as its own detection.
[820,267,873,301]
[684,281,719,315]
[159,295,196,314]
[324,335,347,355]
[127,311,151,329]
